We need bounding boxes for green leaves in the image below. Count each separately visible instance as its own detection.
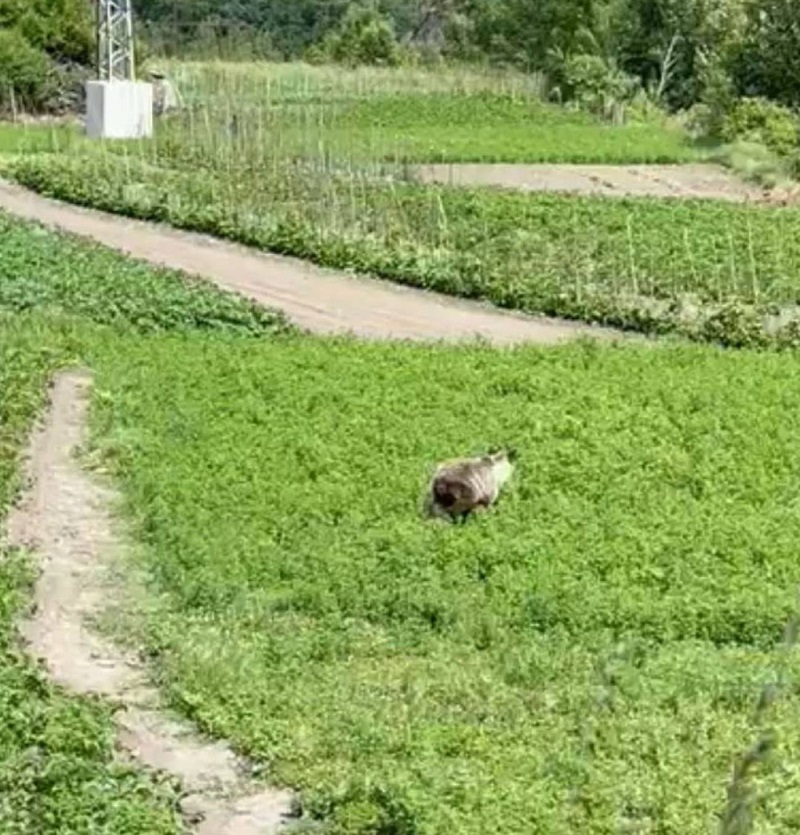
[0,211,291,336]
[87,333,800,834]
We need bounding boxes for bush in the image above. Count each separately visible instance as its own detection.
[318,3,402,67]
[0,28,55,113]
[684,62,737,141]
[562,54,638,119]
[721,96,800,158]
[0,0,93,65]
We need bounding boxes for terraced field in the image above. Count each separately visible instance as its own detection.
[3,61,794,347]
[3,58,800,835]
[2,212,800,834]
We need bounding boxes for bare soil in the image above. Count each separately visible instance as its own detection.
[0,179,620,346]
[410,163,769,202]
[7,371,295,834]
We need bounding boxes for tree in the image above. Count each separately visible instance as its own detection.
[733,0,800,108]
[612,0,746,109]
[0,0,93,64]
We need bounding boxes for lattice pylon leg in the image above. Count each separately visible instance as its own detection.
[96,0,136,81]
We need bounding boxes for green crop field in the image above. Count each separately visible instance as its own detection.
[163,61,696,165]
[2,213,800,834]
[11,146,800,348]
[13,61,780,348]
[2,54,800,835]
[0,62,694,167]
[4,58,791,348]
[311,93,694,163]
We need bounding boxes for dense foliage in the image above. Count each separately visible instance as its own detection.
[0,0,92,112]
[0,0,92,64]
[0,28,56,113]
[133,0,800,114]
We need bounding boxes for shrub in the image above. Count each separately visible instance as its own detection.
[562,54,637,119]
[319,3,402,68]
[0,0,93,114]
[721,96,800,158]
[0,28,55,113]
[0,0,93,65]
[684,62,737,141]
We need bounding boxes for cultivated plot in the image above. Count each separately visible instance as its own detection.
[1,217,800,834]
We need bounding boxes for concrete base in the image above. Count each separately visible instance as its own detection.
[85,81,153,140]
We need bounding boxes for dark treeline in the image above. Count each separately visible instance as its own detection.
[131,0,800,112]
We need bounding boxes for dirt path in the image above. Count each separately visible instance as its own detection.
[7,371,296,834]
[0,179,618,345]
[410,163,766,202]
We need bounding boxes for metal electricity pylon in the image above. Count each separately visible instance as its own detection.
[96,0,136,81]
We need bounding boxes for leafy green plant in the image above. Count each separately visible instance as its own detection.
[147,60,695,165]
[562,53,637,119]
[721,97,800,159]
[0,28,55,113]
[0,212,290,336]
[315,3,403,68]
[315,91,691,162]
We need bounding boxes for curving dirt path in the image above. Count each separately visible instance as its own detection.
[0,179,618,345]
[409,163,767,202]
[7,371,296,834]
